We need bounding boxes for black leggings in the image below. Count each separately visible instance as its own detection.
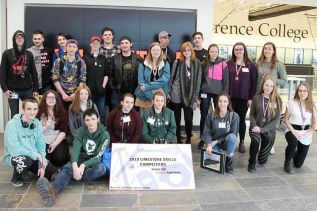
[285,131,310,168]
[46,140,70,167]
[11,155,58,181]
[231,99,248,140]
[249,131,275,165]
[168,101,193,139]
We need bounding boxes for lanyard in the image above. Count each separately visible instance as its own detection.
[299,102,306,127]
[235,64,242,76]
[262,96,270,118]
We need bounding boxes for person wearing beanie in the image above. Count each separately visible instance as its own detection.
[52,32,81,63]
[0,30,39,118]
[51,38,87,109]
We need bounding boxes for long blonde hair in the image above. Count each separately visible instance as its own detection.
[259,75,282,117]
[145,42,164,67]
[294,82,316,128]
[69,85,91,114]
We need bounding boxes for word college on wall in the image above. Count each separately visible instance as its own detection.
[213,23,309,42]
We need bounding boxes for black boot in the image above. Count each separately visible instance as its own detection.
[186,138,191,144]
[284,160,293,174]
[248,163,256,173]
[239,140,246,153]
[225,157,233,174]
[198,140,205,150]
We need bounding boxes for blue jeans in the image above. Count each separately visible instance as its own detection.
[205,133,237,159]
[8,88,33,118]
[92,94,106,125]
[52,162,107,193]
[200,93,218,135]
[111,89,122,109]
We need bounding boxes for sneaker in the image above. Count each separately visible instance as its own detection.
[248,164,256,173]
[11,171,23,187]
[270,146,275,155]
[11,178,23,187]
[36,177,56,207]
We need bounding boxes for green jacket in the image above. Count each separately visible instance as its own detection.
[142,107,176,143]
[71,123,110,168]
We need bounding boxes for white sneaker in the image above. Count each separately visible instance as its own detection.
[270,146,275,155]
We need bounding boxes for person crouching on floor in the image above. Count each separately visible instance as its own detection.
[3,97,58,187]
[36,108,110,207]
[202,92,239,174]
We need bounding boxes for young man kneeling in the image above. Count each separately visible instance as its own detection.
[36,109,110,207]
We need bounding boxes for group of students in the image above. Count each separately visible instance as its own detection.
[1,27,316,207]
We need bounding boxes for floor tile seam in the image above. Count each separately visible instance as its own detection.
[81,192,140,195]
[253,197,309,211]
[242,184,304,190]
[193,188,244,192]
[195,199,256,206]
[233,175,285,179]
[15,192,26,209]
[279,176,317,186]
[79,182,85,209]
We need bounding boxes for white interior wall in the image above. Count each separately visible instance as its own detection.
[0,0,6,132]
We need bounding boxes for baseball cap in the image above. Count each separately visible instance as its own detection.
[66,39,78,46]
[158,31,171,39]
[90,35,101,43]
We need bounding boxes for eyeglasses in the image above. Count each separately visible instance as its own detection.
[47,96,56,100]
[234,48,244,52]
[298,90,308,93]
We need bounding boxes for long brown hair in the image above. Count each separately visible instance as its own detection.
[180,42,196,61]
[257,42,279,71]
[145,42,164,67]
[230,42,252,65]
[294,82,316,128]
[212,92,233,118]
[259,75,282,117]
[69,85,91,114]
[38,89,65,123]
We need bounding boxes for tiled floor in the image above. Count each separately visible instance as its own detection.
[0,131,317,210]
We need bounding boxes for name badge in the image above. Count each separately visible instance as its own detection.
[219,122,226,128]
[201,93,207,99]
[123,115,131,123]
[242,68,249,72]
[147,117,155,125]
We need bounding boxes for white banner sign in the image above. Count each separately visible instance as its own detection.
[109,143,195,190]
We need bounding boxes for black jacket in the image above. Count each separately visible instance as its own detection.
[109,53,143,93]
[0,49,38,92]
[83,53,109,95]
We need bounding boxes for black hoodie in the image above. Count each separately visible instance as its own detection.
[0,30,39,92]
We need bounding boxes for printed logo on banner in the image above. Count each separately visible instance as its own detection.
[109,143,195,190]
